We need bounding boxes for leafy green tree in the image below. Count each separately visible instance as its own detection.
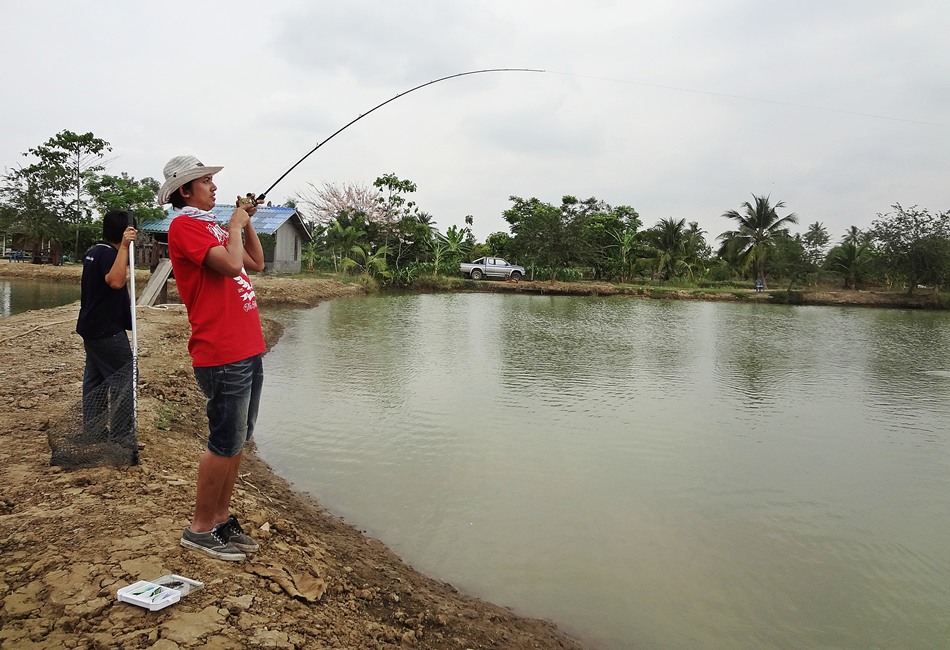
[0,172,63,251]
[719,194,798,289]
[504,197,562,278]
[868,204,950,294]
[373,173,418,225]
[766,232,810,289]
[388,214,433,271]
[503,195,596,280]
[15,130,112,257]
[583,205,640,280]
[485,231,514,260]
[87,173,164,224]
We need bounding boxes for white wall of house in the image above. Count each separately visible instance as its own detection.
[267,223,302,274]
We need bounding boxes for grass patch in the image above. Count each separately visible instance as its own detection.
[156,402,177,431]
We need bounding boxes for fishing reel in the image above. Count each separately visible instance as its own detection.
[237,193,258,208]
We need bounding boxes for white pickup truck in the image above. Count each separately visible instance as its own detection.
[459,257,525,281]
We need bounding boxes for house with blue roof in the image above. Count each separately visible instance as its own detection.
[138,205,312,274]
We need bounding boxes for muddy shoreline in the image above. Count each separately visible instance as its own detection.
[0,262,585,649]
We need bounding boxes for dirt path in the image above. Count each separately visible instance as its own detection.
[0,263,585,649]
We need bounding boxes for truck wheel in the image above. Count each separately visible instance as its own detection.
[470,269,483,280]
[509,271,522,281]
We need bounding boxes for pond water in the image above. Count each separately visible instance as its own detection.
[257,293,950,649]
[0,277,81,318]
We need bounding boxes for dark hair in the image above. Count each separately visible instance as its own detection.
[169,180,194,209]
[102,210,135,244]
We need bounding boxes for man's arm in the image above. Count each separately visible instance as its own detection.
[104,227,137,289]
[204,207,253,277]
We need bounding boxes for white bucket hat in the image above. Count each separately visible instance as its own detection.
[156,155,223,204]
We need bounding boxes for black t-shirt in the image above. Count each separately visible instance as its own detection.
[76,242,132,340]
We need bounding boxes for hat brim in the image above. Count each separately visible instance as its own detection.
[156,165,224,205]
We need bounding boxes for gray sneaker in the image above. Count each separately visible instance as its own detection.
[180,526,246,561]
[216,515,260,553]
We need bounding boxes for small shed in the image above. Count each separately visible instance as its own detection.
[138,206,312,274]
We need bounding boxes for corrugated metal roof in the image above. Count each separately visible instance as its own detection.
[139,206,310,240]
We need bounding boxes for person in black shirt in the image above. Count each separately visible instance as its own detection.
[76,211,138,456]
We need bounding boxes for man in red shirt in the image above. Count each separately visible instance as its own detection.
[158,155,266,561]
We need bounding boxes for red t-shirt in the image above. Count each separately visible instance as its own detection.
[168,214,266,367]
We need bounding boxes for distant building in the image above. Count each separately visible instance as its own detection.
[138,206,312,274]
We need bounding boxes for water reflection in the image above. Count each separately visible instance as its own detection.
[0,277,81,318]
[257,294,950,650]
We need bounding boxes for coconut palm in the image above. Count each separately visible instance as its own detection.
[642,217,690,280]
[802,221,829,267]
[826,241,873,289]
[719,195,798,288]
[416,212,437,236]
[842,225,873,247]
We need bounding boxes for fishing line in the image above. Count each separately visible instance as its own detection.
[546,70,948,128]
[256,68,545,202]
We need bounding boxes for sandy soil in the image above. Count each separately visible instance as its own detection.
[0,262,585,650]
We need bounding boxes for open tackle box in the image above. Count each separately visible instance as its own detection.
[116,574,204,611]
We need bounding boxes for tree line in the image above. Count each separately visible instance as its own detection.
[298,177,948,295]
[2,130,946,294]
[0,130,162,262]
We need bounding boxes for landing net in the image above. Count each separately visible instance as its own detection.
[48,360,138,468]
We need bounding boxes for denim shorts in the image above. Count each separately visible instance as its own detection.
[194,354,264,457]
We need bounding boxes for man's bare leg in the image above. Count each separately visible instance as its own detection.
[190,450,236,532]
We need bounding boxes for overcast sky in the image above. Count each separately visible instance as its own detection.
[1,0,947,244]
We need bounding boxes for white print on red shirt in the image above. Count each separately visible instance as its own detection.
[206,223,258,312]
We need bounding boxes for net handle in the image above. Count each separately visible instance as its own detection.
[128,242,138,439]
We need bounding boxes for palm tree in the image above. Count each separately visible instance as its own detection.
[642,217,690,280]
[416,212,437,235]
[826,241,873,289]
[719,195,798,288]
[802,221,829,267]
[325,220,366,273]
[342,243,392,281]
[842,225,873,247]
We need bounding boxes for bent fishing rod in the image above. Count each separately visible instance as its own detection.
[251,68,545,204]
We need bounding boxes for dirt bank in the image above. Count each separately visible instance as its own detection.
[452,277,947,309]
[0,262,584,649]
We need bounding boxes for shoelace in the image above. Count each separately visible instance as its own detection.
[226,517,246,537]
[210,529,229,546]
